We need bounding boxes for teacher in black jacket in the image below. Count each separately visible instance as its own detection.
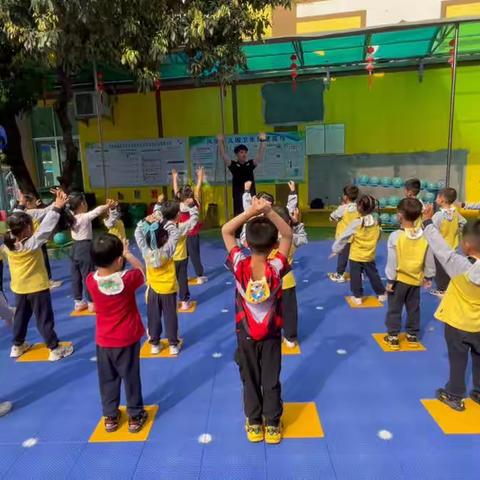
[217,132,267,216]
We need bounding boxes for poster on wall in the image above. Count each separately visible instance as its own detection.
[189,132,305,184]
[86,138,187,188]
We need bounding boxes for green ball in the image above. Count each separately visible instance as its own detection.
[53,232,69,245]
[380,213,390,224]
[392,177,404,188]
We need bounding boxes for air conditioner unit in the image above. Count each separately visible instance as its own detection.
[74,91,111,119]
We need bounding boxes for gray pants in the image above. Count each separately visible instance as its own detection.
[336,243,350,275]
[187,234,204,277]
[349,260,385,298]
[96,342,144,418]
[385,281,420,335]
[147,289,179,346]
[71,240,94,302]
[175,258,190,302]
[13,289,59,350]
[435,257,450,292]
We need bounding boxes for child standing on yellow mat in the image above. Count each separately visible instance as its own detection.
[3,189,73,362]
[383,198,435,350]
[223,197,292,445]
[135,206,182,356]
[422,204,480,412]
[328,185,360,283]
[87,234,148,434]
[331,195,386,305]
[430,187,467,297]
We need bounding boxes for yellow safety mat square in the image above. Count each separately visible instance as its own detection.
[140,339,184,359]
[89,405,159,443]
[177,301,197,313]
[282,342,301,356]
[283,402,324,438]
[70,309,96,317]
[421,399,480,434]
[372,333,426,352]
[16,342,73,363]
[345,296,384,308]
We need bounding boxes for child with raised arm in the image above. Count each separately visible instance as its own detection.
[87,234,148,434]
[383,198,435,350]
[135,207,181,356]
[430,187,467,297]
[332,195,386,305]
[173,167,207,284]
[422,204,480,412]
[223,197,292,445]
[103,202,126,240]
[3,189,73,361]
[328,185,360,283]
[67,193,115,312]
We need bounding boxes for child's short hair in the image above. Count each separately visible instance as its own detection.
[343,185,359,202]
[256,191,274,204]
[356,194,378,216]
[68,192,86,212]
[397,198,423,222]
[404,178,421,196]
[234,144,248,154]
[245,216,278,254]
[91,233,124,268]
[438,187,457,204]
[176,185,194,202]
[144,220,169,250]
[272,205,291,226]
[462,220,480,251]
[4,212,33,250]
[160,201,180,221]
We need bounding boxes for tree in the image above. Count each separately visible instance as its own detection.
[0,28,45,194]
[1,0,291,189]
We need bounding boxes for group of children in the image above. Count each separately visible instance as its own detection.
[1,171,479,442]
[328,178,480,411]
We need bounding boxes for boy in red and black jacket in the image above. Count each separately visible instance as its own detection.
[222,197,292,445]
[87,234,147,434]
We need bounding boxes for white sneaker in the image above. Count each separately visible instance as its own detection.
[48,344,74,362]
[429,289,445,298]
[197,276,208,285]
[151,344,162,355]
[328,273,346,283]
[169,344,180,356]
[74,300,88,312]
[378,294,387,303]
[10,342,31,358]
[49,280,62,290]
[283,338,297,349]
[179,301,191,311]
[88,302,95,313]
[351,297,363,306]
[0,401,12,417]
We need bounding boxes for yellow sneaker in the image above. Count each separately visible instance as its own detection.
[245,422,264,443]
[265,424,282,445]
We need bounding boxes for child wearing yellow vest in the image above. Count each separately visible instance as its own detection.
[383,198,435,350]
[2,189,73,362]
[403,178,425,228]
[104,204,126,240]
[332,195,386,306]
[135,207,182,356]
[328,185,360,283]
[422,204,480,412]
[431,187,467,297]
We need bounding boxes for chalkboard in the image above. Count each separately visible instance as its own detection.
[262,79,324,126]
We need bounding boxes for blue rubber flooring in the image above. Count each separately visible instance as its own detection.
[0,238,479,479]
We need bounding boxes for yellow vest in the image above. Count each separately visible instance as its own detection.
[269,245,297,290]
[349,223,380,262]
[108,219,126,240]
[395,232,429,286]
[173,235,188,262]
[439,213,460,249]
[4,247,50,294]
[336,206,360,240]
[435,272,480,333]
[146,259,177,295]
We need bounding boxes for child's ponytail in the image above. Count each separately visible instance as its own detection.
[4,213,33,251]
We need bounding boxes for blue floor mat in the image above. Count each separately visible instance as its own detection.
[0,238,479,479]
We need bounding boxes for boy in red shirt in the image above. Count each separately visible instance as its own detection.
[87,234,147,434]
[223,197,293,444]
